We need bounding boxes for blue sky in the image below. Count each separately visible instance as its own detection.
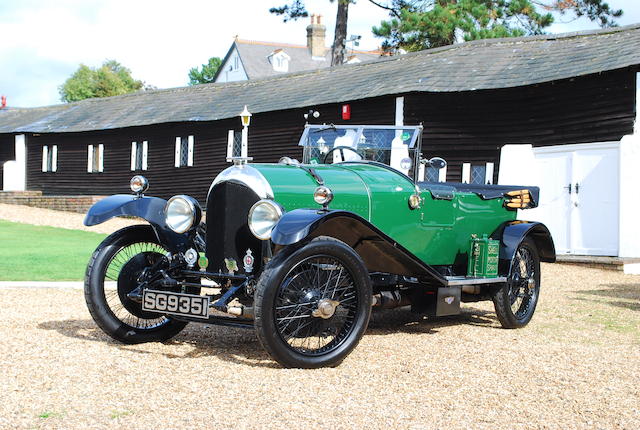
[1,0,638,108]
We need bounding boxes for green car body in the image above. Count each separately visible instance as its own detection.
[254,162,516,266]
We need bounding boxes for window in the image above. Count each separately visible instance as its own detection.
[226,130,243,158]
[462,162,494,184]
[269,50,290,72]
[41,145,57,172]
[130,141,148,171]
[174,136,194,167]
[87,144,104,173]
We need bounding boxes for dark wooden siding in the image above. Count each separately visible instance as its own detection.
[406,69,637,182]
[25,96,396,202]
[0,134,16,190]
[24,69,636,198]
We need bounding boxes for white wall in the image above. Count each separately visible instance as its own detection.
[215,48,248,83]
[497,144,538,186]
[2,134,26,191]
[619,72,640,264]
[619,134,640,259]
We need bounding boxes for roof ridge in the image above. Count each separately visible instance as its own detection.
[6,23,639,112]
[236,39,308,49]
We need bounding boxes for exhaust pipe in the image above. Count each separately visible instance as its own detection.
[372,290,411,309]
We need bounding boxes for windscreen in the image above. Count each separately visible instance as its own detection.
[299,125,421,176]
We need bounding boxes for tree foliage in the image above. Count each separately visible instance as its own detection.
[59,60,144,102]
[373,0,624,52]
[188,57,223,85]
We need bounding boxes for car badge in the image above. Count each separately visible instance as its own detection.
[198,252,208,272]
[243,249,254,273]
[224,258,238,274]
[444,296,455,305]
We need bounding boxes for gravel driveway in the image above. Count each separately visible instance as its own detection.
[0,204,638,429]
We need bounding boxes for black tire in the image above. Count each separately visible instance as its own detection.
[254,238,372,368]
[84,225,188,344]
[492,238,541,328]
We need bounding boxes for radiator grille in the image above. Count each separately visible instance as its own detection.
[206,181,262,274]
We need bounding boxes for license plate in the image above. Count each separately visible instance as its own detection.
[142,290,210,319]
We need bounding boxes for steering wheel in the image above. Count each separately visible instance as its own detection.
[322,146,362,164]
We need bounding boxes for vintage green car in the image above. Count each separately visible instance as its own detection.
[83,124,555,368]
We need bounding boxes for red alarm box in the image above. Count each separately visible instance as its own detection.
[342,104,351,120]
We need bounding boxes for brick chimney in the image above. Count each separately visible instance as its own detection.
[306,14,326,58]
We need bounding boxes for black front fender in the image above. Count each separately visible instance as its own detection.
[84,194,191,253]
[271,209,445,283]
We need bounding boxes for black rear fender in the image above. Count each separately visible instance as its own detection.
[271,209,444,282]
[492,221,556,273]
[83,194,192,253]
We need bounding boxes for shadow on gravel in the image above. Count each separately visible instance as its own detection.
[37,318,277,368]
[574,283,640,311]
[367,306,496,335]
[38,307,496,368]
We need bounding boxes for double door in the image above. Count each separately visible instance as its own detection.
[530,142,619,256]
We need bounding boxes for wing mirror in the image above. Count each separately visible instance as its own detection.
[421,156,447,169]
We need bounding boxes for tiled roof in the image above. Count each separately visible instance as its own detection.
[2,24,639,134]
[232,39,380,79]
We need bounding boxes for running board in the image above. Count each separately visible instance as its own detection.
[444,276,507,286]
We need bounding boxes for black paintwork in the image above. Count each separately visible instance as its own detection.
[83,194,192,253]
[419,182,540,206]
[206,181,262,274]
[492,221,556,269]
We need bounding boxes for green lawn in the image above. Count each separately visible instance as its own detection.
[0,220,107,281]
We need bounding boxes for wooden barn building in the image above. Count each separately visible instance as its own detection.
[1,24,640,265]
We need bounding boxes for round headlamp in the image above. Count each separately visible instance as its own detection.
[165,195,201,234]
[248,199,283,240]
[130,175,149,194]
[313,186,333,206]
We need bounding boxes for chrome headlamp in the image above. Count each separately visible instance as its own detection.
[130,175,149,194]
[165,195,202,234]
[313,186,333,207]
[248,199,284,240]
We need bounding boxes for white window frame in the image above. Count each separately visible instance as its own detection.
[130,141,148,171]
[270,51,290,73]
[462,162,494,184]
[174,136,194,167]
[41,145,57,172]
[87,144,104,173]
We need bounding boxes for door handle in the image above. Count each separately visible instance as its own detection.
[564,184,572,194]
[575,183,580,194]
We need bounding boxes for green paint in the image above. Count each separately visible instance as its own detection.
[252,163,516,266]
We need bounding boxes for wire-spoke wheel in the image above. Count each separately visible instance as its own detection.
[492,238,541,328]
[85,225,188,344]
[255,238,372,368]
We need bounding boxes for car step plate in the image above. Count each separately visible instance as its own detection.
[142,290,210,319]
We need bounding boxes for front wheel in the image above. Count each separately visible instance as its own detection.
[84,225,188,344]
[492,238,541,328]
[254,238,372,368]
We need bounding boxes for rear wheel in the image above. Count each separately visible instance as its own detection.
[84,225,188,344]
[254,238,372,368]
[492,238,541,328]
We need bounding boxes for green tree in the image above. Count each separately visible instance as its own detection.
[373,0,624,52]
[187,57,222,85]
[59,60,144,102]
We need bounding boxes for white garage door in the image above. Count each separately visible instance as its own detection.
[530,142,619,256]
